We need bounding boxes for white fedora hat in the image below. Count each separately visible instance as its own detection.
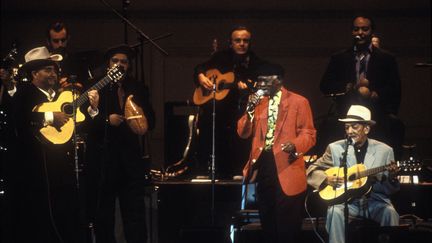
[21,46,62,73]
[338,105,376,125]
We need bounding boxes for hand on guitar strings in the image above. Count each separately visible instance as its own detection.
[325,174,345,188]
[198,73,214,90]
[53,112,69,128]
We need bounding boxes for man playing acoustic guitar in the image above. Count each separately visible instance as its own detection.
[307,105,400,243]
[11,46,99,242]
[193,25,266,179]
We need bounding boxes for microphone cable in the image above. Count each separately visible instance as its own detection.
[304,190,326,243]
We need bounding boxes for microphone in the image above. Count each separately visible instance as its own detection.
[354,35,362,41]
[347,136,354,145]
[246,89,264,112]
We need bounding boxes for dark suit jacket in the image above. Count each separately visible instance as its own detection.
[237,87,316,196]
[320,47,401,116]
[87,76,155,151]
[11,82,78,242]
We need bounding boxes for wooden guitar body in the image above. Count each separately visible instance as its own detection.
[192,69,235,105]
[33,91,85,144]
[319,164,371,205]
[33,65,124,144]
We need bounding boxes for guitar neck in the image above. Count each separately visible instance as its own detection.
[356,164,387,179]
[74,75,113,107]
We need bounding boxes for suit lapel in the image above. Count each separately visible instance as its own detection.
[346,146,357,167]
[364,139,376,169]
[257,97,269,141]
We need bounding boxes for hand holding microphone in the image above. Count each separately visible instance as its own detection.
[246,89,264,113]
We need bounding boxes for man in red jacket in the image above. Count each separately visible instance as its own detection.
[237,63,316,243]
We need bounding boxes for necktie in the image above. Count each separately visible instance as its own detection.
[47,89,55,101]
[357,53,367,82]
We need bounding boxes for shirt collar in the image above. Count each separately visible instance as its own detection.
[37,87,56,101]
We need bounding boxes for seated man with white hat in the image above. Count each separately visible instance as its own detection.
[306,105,400,243]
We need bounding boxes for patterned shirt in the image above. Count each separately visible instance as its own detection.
[264,90,282,151]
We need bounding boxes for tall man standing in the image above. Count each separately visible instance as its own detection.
[237,63,316,242]
[194,25,266,179]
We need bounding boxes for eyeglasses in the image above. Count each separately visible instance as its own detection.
[51,38,67,44]
[111,58,129,64]
[232,38,250,44]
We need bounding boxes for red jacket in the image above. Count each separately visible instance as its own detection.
[237,87,316,196]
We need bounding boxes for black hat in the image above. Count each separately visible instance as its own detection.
[104,44,135,60]
[255,62,285,77]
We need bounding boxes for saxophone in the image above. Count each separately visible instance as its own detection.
[124,94,148,135]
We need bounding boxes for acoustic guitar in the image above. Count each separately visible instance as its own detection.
[318,161,419,205]
[33,65,124,144]
[192,69,236,105]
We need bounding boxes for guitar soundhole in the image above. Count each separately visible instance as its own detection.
[62,103,74,116]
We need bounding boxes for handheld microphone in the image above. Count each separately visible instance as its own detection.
[354,35,362,41]
[246,89,264,112]
[347,136,354,145]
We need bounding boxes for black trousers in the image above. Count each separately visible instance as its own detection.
[93,143,148,243]
[256,151,305,243]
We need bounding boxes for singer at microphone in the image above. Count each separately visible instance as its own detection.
[237,63,316,242]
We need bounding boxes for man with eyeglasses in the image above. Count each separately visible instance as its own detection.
[318,15,404,160]
[193,25,266,179]
[85,44,155,243]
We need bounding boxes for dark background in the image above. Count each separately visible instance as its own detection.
[1,0,431,170]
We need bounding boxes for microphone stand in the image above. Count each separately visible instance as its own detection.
[70,75,80,189]
[210,78,216,225]
[99,0,168,56]
[340,138,351,243]
[122,0,130,44]
[70,75,89,242]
